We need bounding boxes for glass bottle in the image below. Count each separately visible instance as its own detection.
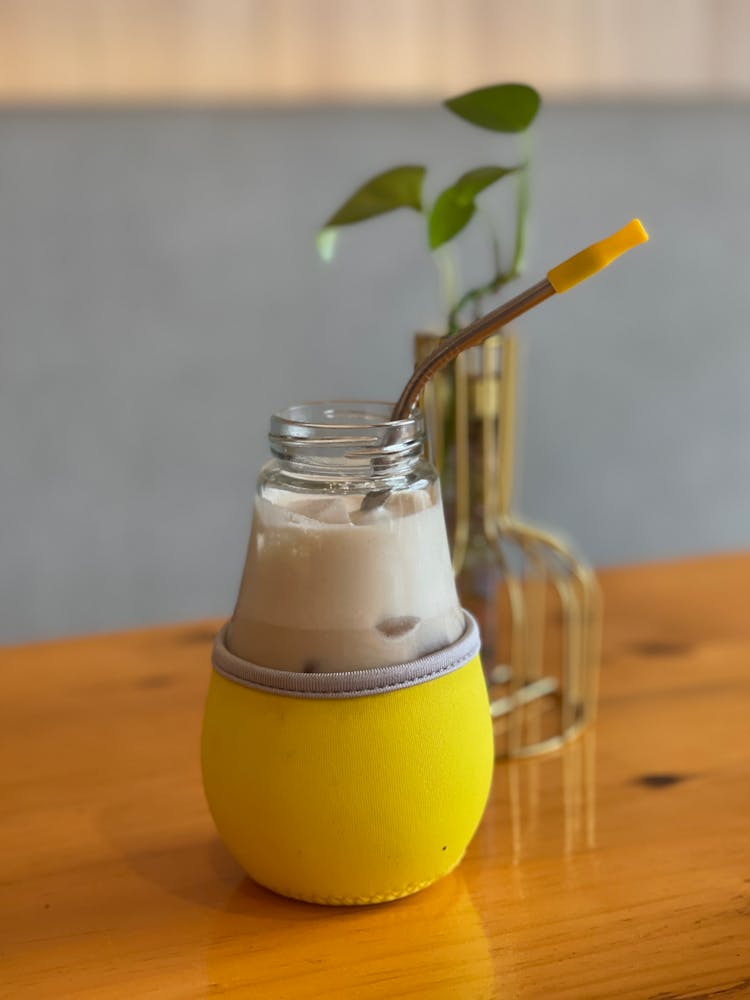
[227,401,465,671]
[202,401,493,905]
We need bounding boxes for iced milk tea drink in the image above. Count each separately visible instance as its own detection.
[202,402,493,905]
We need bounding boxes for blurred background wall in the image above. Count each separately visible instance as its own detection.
[1,1,749,642]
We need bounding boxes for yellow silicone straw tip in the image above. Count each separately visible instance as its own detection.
[547,219,649,294]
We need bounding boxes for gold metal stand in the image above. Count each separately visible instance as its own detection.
[416,333,602,759]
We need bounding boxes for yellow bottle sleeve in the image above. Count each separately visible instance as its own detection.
[201,613,494,905]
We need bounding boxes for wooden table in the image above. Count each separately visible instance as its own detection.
[3,554,749,999]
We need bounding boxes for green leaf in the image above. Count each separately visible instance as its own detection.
[451,165,520,203]
[315,227,338,262]
[428,165,521,249]
[323,165,426,228]
[428,188,475,251]
[444,84,541,133]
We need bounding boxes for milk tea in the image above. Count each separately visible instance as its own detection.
[227,486,464,672]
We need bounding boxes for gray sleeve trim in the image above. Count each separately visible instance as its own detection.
[211,611,480,700]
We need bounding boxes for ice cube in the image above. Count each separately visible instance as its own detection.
[349,503,390,526]
[384,489,432,517]
[286,497,352,525]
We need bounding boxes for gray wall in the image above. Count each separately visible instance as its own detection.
[2,103,749,643]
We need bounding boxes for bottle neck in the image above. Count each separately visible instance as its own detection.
[453,338,516,540]
[465,413,502,534]
[267,401,426,487]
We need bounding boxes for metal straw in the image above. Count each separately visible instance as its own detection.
[358,277,555,513]
[391,216,649,420]
[391,278,554,421]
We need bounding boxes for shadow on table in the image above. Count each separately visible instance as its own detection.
[99,808,496,997]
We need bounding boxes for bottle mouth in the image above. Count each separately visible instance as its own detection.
[269,401,424,464]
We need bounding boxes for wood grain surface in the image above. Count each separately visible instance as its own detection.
[2,553,749,999]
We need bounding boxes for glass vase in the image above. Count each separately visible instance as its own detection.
[415,333,602,758]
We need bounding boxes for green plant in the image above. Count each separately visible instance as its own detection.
[318,83,541,334]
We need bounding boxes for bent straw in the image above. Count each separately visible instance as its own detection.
[391,218,648,422]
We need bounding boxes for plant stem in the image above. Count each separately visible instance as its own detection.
[447,138,533,333]
[510,132,533,279]
[432,242,461,330]
[448,270,506,333]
